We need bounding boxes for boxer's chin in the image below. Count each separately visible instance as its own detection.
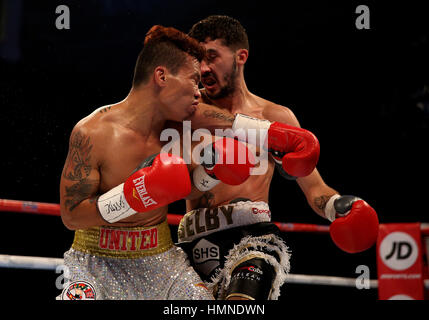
[204,83,219,97]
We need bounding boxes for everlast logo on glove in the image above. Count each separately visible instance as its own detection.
[132,175,158,208]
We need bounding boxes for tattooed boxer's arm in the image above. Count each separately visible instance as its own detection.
[263,104,339,219]
[188,102,235,132]
[60,126,105,230]
[297,171,339,218]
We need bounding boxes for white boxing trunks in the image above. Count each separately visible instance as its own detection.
[60,220,213,300]
[177,201,291,300]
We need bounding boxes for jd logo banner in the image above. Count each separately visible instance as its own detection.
[379,232,418,271]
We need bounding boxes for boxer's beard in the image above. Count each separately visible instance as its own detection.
[207,60,237,100]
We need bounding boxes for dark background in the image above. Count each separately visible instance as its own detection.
[0,0,428,303]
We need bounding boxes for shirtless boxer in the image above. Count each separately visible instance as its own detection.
[176,16,379,300]
[59,25,255,300]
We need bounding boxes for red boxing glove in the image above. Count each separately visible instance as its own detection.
[268,122,320,177]
[97,153,191,223]
[232,114,320,178]
[325,195,379,253]
[193,137,255,191]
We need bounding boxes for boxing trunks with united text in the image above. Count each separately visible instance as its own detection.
[60,220,213,300]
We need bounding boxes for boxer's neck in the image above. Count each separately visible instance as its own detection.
[210,76,255,115]
[119,88,166,137]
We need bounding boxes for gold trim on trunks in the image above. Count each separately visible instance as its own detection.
[71,220,173,259]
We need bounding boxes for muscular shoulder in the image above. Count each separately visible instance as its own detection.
[73,107,110,138]
[68,106,116,163]
[260,99,301,127]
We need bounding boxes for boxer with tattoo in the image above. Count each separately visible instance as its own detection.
[59,25,254,300]
[176,16,378,300]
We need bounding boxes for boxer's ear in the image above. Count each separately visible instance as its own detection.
[154,66,167,87]
[236,49,248,66]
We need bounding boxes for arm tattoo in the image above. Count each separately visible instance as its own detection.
[62,132,97,211]
[202,110,235,123]
[63,132,93,181]
[314,195,332,212]
[64,179,99,211]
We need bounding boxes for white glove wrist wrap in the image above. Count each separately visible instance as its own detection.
[232,114,271,146]
[324,194,341,222]
[96,183,137,223]
[193,165,220,192]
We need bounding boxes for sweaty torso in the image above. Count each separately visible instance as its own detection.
[187,92,281,211]
[84,105,168,227]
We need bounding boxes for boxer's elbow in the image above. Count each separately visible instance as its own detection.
[61,213,76,230]
[60,196,103,230]
[60,202,90,230]
[61,208,80,230]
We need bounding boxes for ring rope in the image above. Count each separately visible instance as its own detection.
[1,199,429,289]
[0,254,382,288]
[2,198,429,235]
[0,254,64,271]
[0,198,331,233]
[1,253,428,289]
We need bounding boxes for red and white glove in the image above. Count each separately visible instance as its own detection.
[193,137,255,191]
[232,114,320,178]
[97,153,191,223]
[325,195,379,253]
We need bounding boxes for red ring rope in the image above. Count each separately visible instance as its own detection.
[1,199,428,235]
[0,199,61,216]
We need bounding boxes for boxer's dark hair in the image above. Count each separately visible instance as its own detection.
[189,15,249,51]
[132,25,205,87]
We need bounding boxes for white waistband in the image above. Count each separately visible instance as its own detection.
[178,201,271,243]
